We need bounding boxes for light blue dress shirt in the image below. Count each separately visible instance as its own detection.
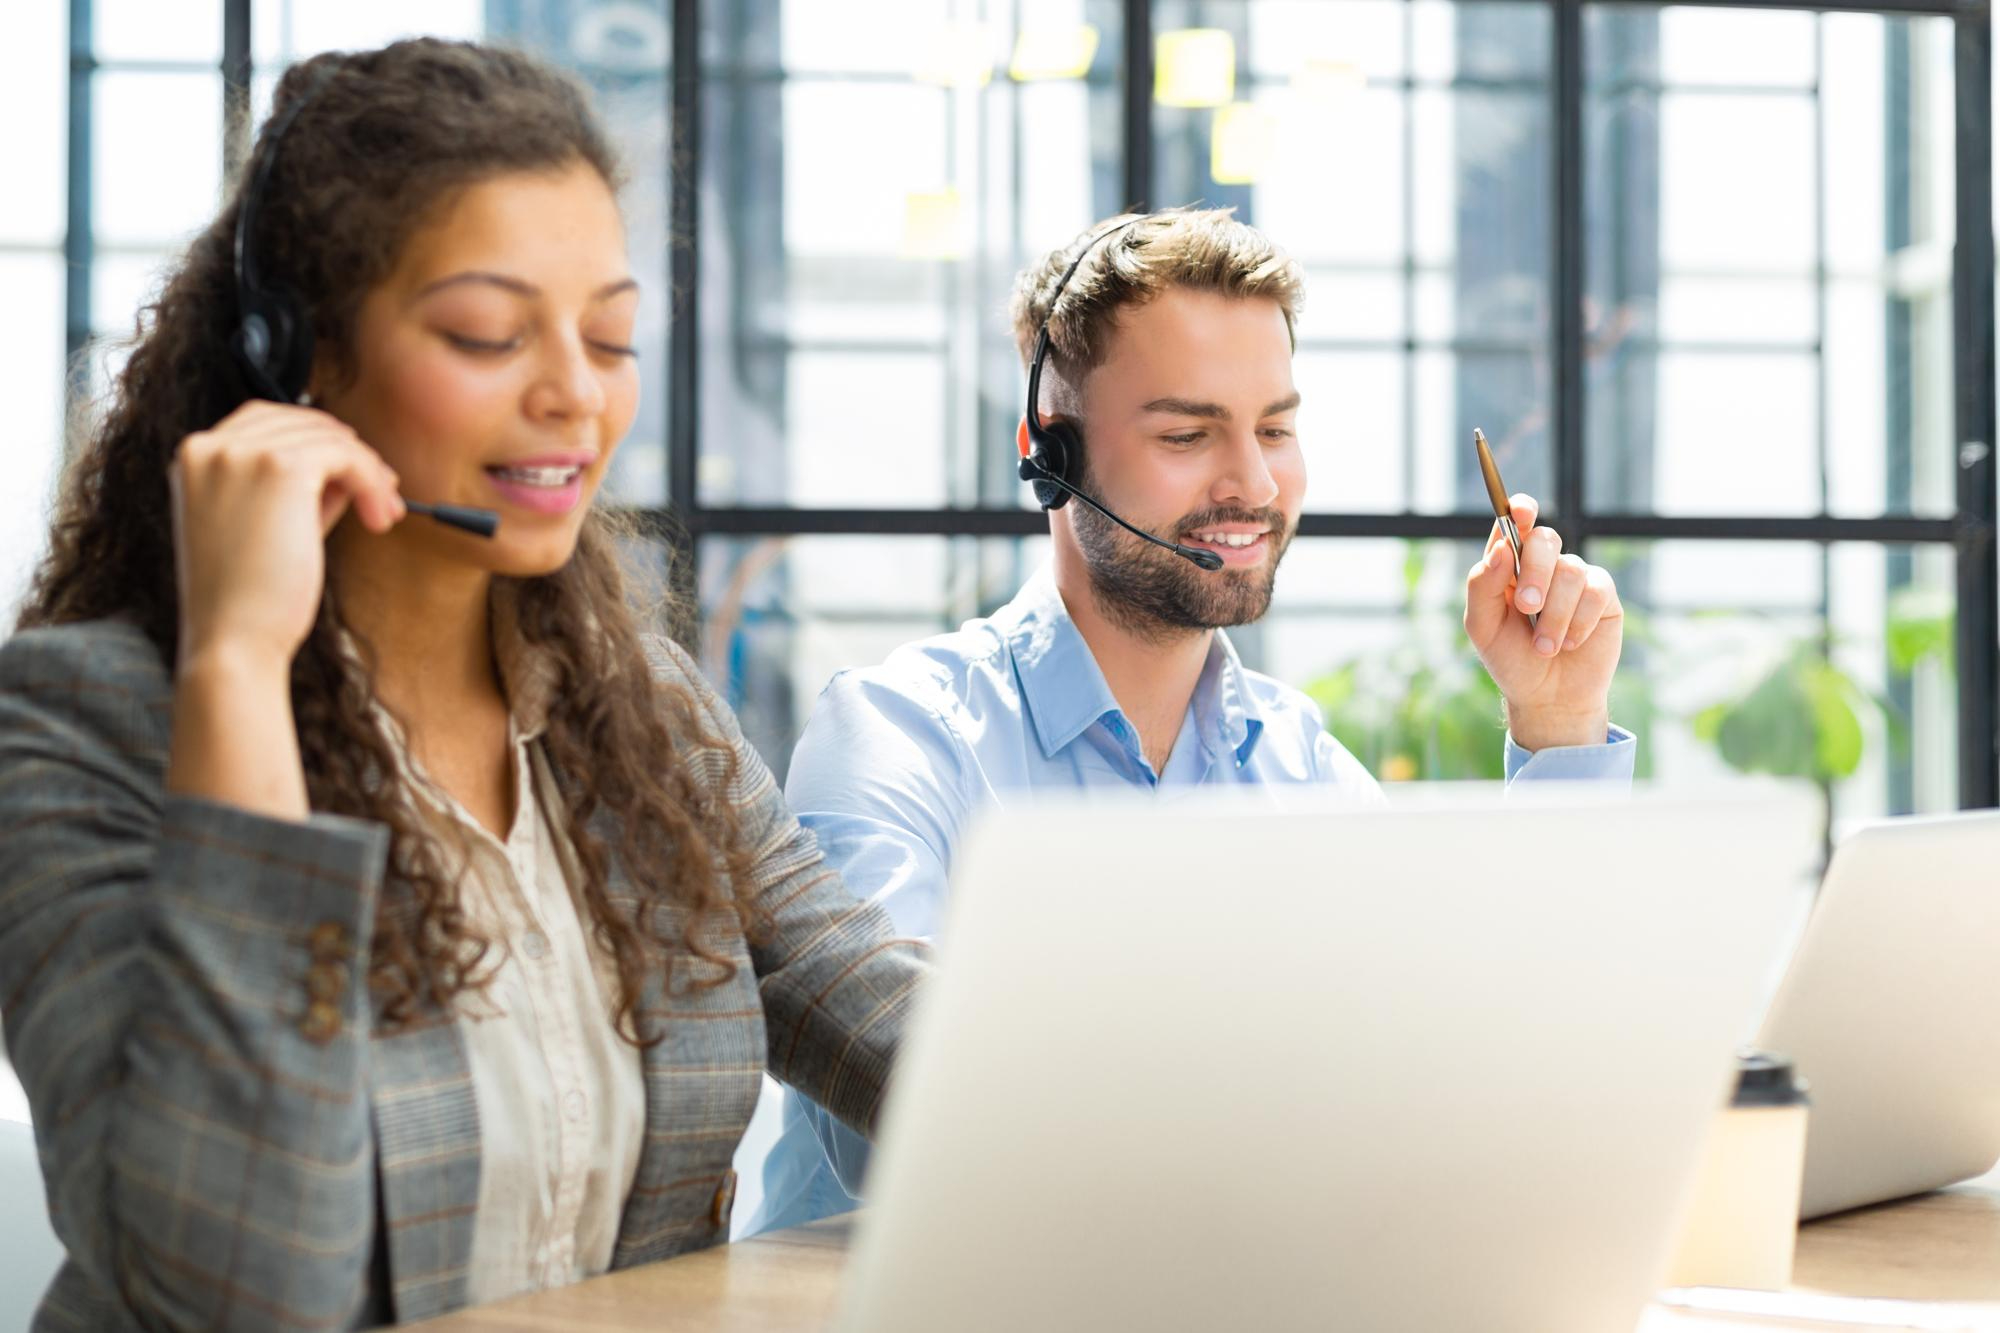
[741,566,1635,1235]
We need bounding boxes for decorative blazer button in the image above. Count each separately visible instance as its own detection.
[300,1000,341,1044]
[305,960,346,1003]
[710,1169,737,1230]
[309,921,352,959]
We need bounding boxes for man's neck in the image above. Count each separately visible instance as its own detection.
[1052,550,1211,773]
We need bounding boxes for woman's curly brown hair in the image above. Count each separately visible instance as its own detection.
[18,38,761,1042]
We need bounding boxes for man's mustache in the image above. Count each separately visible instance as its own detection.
[1172,507,1289,539]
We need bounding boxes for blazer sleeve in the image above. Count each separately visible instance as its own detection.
[0,623,388,1332]
[646,638,931,1141]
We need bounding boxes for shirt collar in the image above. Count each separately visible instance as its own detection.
[1193,627,1268,768]
[1001,565,1269,768]
[1003,568,1122,760]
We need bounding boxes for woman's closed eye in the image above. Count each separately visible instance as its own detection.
[444,331,522,354]
[444,331,638,358]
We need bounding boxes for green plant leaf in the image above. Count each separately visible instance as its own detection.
[1803,661,1864,778]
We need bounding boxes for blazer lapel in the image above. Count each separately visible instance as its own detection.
[607,866,767,1268]
[369,987,481,1320]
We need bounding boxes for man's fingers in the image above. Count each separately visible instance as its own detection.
[1514,524,1563,614]
[1563,569,1620,650]
[1510,493,1539,535]
[1464,541,1517,644]
[1533,554,1590,655]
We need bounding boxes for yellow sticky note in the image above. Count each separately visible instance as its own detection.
[915,22,995,88]
[1155,28,1235,108]
[901,189,965,260]
[1009,23,1100,81]
[1210,102,1277,185]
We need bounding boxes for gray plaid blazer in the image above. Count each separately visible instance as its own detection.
[0,617,930,1330]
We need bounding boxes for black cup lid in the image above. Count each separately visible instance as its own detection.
[1733,1048,1809,1107]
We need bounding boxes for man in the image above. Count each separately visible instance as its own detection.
[740,208,1633,1234]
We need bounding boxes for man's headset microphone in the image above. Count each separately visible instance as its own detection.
[231,69,499,539]
[1016,216,1224,573]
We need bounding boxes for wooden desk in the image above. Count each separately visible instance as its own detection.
[420,1183,2000,1331]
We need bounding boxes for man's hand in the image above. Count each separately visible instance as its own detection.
[1463,494,1623,752]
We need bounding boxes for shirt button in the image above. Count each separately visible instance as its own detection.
[521,931,549,961]
[562,1089,586,1122]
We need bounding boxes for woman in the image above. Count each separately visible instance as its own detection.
[0,39,925,1331]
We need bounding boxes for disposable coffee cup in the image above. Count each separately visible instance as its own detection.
[1664,1049,1811,1292]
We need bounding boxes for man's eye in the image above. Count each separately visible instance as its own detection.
[589,340,639,358]
[1163,431,1204,446]
[445,333,521,354]
[1262,427,1295,441]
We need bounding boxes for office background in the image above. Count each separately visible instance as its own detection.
[2,0,1996,838]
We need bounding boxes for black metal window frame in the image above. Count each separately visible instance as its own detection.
[60,0,1998,805]
[659,0,1997,808]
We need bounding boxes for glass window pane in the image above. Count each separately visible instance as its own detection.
[0,256,68,624]
[1294,351,1405,511]
[1652,351,1818,516]
[698,535,1048,776]
[1154,2,1550,519]
[251,0,484,65]
[1660,9,1814,89]
[92,250,175,341]
[1596,540,1958,825]
[94,72,224,248]
[1586,7,1955,519]
[1258,535,1957,822]
[773,1,968,76]
[97,0,223,65]
[698,0,1121,509]
[1242,0,1405,81]
[0,2,66,245]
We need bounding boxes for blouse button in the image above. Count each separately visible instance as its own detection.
[521,931,549,961]
[562,1089,587,1122]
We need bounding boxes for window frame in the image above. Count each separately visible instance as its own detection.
[58,0,1999,806]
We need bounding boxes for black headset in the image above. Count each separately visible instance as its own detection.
[228,68,500,539]
[232,69,334,405]
[1017,217,1223,572]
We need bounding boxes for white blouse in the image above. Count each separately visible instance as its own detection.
[376,622,647,1306]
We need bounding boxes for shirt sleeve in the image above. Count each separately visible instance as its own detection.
[644,640,932,1143]
[1503,723,1638,783]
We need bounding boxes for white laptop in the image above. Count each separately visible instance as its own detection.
[1757,809,2000,1219]
[839,787,1816,1333]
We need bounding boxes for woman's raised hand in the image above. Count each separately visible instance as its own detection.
[170,400,405,670]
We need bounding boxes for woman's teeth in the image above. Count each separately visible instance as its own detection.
[489,465,581,487]
[1192,531,1262,548]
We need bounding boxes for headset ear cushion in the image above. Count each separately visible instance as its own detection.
[263,285,315,403]
[1028,420,1082,511]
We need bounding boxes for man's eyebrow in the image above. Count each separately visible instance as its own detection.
[414,272,639,301]
[1139,391,1302,420]
[1141,396,1232,420]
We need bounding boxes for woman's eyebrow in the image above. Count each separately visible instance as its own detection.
[413,272,639,300]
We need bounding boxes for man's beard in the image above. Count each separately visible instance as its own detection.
[1069,462,1292,641]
